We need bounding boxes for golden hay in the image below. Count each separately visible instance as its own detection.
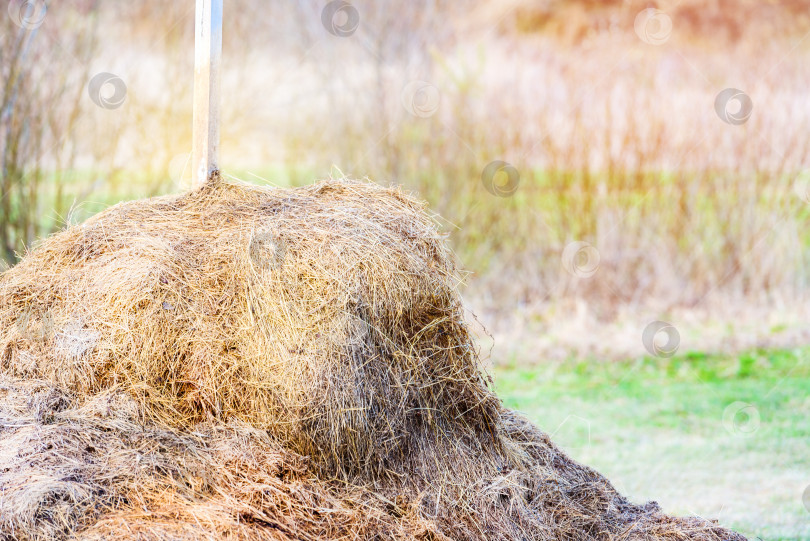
[0,177,745,540]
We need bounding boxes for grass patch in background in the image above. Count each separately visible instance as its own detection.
[493,348,810,540]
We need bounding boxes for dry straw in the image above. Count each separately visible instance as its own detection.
[0,176,745,540]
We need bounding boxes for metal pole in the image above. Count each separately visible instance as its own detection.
[192,0,222,188]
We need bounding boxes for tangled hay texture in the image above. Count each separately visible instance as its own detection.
[0,178,745,540]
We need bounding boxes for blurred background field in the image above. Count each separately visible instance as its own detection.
[2,0,809,537]
[494,348,810,540]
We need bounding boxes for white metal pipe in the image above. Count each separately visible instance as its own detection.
[192,0,223,188]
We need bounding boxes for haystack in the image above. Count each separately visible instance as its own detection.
[0,177,745,540]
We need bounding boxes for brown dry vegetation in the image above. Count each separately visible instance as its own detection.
[0,178,747,540]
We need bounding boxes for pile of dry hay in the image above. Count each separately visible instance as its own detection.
[0,177,745,540]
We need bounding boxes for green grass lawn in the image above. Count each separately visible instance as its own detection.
[492,348,810,541]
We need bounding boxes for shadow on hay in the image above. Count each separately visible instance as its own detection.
[0,178,745,540]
